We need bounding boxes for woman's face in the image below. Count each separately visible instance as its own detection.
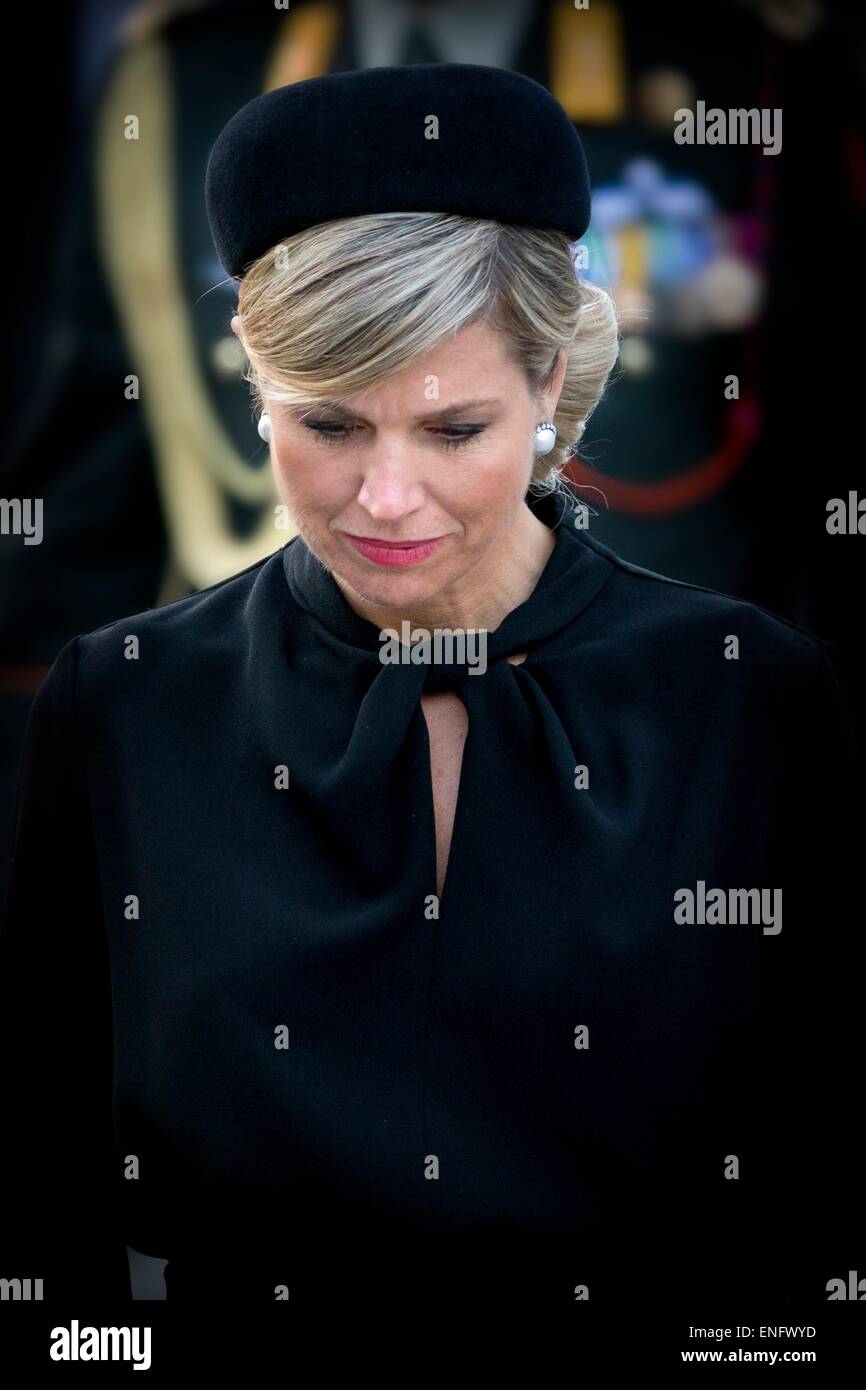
[263,317,567,615]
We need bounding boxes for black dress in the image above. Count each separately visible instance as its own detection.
[0,486,860,1311]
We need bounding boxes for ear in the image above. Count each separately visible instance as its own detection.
[231,314,242,337]
[541,347,570,417]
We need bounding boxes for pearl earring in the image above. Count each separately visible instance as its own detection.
[257,411,272,443]
[534,420,557,455]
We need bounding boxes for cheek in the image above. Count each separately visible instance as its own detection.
[271,438,343,509]
[455,434,533,508]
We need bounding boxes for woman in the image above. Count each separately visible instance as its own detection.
[0,64,859,1314]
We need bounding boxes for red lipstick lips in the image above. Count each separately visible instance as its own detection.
[342,533,450,567]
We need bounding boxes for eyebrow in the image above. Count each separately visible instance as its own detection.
[295,397,502,423]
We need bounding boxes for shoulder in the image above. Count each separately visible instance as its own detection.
[572,524,838,688]
[71,545,291,697]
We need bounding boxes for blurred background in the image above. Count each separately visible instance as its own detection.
[1,0,864,1291]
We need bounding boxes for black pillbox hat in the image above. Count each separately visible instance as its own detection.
[205,63,591,279]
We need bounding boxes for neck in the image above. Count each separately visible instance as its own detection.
[332,503,557,636]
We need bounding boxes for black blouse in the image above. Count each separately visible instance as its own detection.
[0,486,860,1312]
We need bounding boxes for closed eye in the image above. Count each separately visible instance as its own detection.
[303,420,488,451]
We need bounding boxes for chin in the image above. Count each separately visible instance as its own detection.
[347,556,458,603]
[352,568,447,602]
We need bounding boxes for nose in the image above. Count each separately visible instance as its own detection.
[356,458,426,521]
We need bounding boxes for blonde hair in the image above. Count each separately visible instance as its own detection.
[235,212,620,496]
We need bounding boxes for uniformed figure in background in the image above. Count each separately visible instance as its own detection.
[1,0,864,876]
